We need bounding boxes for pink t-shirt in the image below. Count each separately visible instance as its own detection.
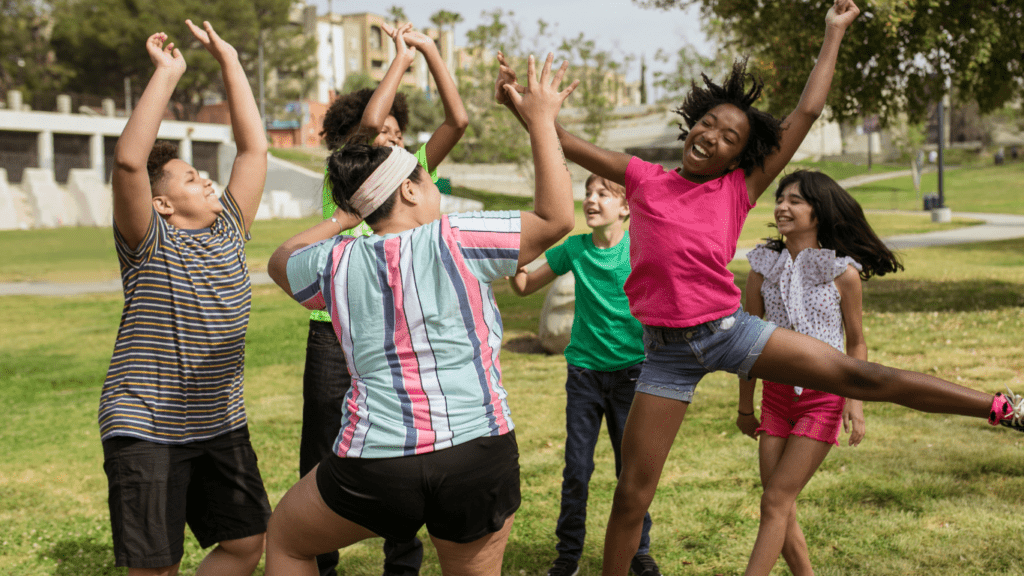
[624,157,753,328]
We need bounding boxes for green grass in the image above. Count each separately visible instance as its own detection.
[0,185,982,284]
[846,163,1024,214]
[2,227,1023,574]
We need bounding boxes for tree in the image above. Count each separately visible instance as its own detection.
[50,0,315,120]
[429,9,463,38]
[387,5,407,26]
[0,0,72,102]
[633,0,1024,125]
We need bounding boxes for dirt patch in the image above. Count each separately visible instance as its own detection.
[503,335,549,355]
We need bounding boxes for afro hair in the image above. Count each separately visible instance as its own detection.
[146,141,179,192]
[320,88,410,150]
[675,58,783,175]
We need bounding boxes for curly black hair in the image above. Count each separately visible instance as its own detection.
[146,141,179,193]
[325,144,424,226]
[320,88,409,150]
[675,58,783,175]
[765,170,903,280]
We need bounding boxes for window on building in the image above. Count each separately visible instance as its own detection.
[370,26,382,50]
[372,60,384,69]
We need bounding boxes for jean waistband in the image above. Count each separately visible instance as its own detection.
[644,308,741,344]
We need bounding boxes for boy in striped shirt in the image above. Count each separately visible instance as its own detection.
[99,21,270,575]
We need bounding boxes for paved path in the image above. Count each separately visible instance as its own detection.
[4,210,1022,297]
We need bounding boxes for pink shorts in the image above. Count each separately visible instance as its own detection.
[756,381,846,446]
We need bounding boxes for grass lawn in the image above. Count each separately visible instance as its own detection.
[2,215,1023,574]
[0,183,984,284]
[845,162,1024,214]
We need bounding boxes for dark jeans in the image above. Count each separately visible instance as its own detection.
[301,320,423,576]
[555,363,652,562]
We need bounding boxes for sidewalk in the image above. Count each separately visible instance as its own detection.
[3,210,1022,297]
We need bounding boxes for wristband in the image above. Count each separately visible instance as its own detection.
[737,409,754,416]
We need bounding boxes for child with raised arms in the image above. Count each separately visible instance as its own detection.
[496,2,1024,574]
[264,54,578,576]
[736,170,898,575]
[509,175,662,576]
[99,21,271,575]
[300,21,468,576]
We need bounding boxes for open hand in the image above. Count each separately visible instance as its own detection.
[186,20,238,64]
[146,32,186,75]
[826,0,860,31]
[503,53,578,126]
[494,51,524,105]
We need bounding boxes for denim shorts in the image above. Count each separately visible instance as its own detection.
[636,308,776,402]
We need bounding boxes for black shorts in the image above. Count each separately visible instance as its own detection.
[102,426,272,568]
[316,431,521,544]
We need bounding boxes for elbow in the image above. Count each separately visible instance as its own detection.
[451,111,470,132]
[268,249,292,296]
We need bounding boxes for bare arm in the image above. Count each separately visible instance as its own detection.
[737,270,765,438]
[746,0,860,202]
[836,264,866,445]
[268,208,362,297]
[403,29,468,172]
[187,20,267,231]
[495,52,630,186]
[112,33,186,250]
[509,54,579,268]
[509,262,558,296]
[359,23,416,141]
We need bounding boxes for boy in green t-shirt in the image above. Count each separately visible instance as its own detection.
[510,175,661,576]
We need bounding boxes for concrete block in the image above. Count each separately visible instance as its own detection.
[23,168,78,227]
[538,271,575,355]
[0,168,20,230]
[67,168,112,226]
[270,190,303,219]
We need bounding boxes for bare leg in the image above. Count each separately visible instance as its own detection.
[752,328,992,418]
[601,393,688,576]
[744,435,831,576]
[196,533,265,576]
[265,466,378,576]
[431,514,515,576]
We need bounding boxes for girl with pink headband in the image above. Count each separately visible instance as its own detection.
[265,54,579,576]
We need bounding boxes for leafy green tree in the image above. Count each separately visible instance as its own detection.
[634,0,1024,125]
[0,0,72,102]
[387,5,407,26]
[50,0,314,120]
[429,9,463,39]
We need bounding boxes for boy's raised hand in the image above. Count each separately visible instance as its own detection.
[503,53,578,126]
[186,20,237,64]
[146,32,185,75]
[825,0,859,30]
[494,51,524,106]
[400,28,436,54]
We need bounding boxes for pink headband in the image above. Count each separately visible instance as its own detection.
[348,146,420,218]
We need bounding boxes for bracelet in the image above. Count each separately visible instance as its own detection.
[737,409,754,416]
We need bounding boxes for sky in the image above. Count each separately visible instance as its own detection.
[308,0,713,87]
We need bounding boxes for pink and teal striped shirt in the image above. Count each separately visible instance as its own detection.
[286,211,520,458]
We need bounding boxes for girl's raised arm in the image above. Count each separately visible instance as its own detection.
[509,54,579,268]
[496,52,630,186]
[401,28,469,171]
[357,23,416,142]
[746,0,859,202]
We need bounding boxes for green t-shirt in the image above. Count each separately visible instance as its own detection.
[310,145,438,322]
[545,232,644,371]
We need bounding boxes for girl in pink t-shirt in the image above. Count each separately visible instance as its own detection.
[736,170,901,576]
[497,1,1023,575]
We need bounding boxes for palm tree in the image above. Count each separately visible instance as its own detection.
[387,5,408,26]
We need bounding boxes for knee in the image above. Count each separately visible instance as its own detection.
[221,533,266,568]
[845,360,896,399]
[611,478,654,520]
[759,487,794,519]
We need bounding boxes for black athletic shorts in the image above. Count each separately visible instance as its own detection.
[102,426,271,568]
[316,431,520,544]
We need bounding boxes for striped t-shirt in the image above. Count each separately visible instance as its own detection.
[287,211,520,458]
[99,191,251,444]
